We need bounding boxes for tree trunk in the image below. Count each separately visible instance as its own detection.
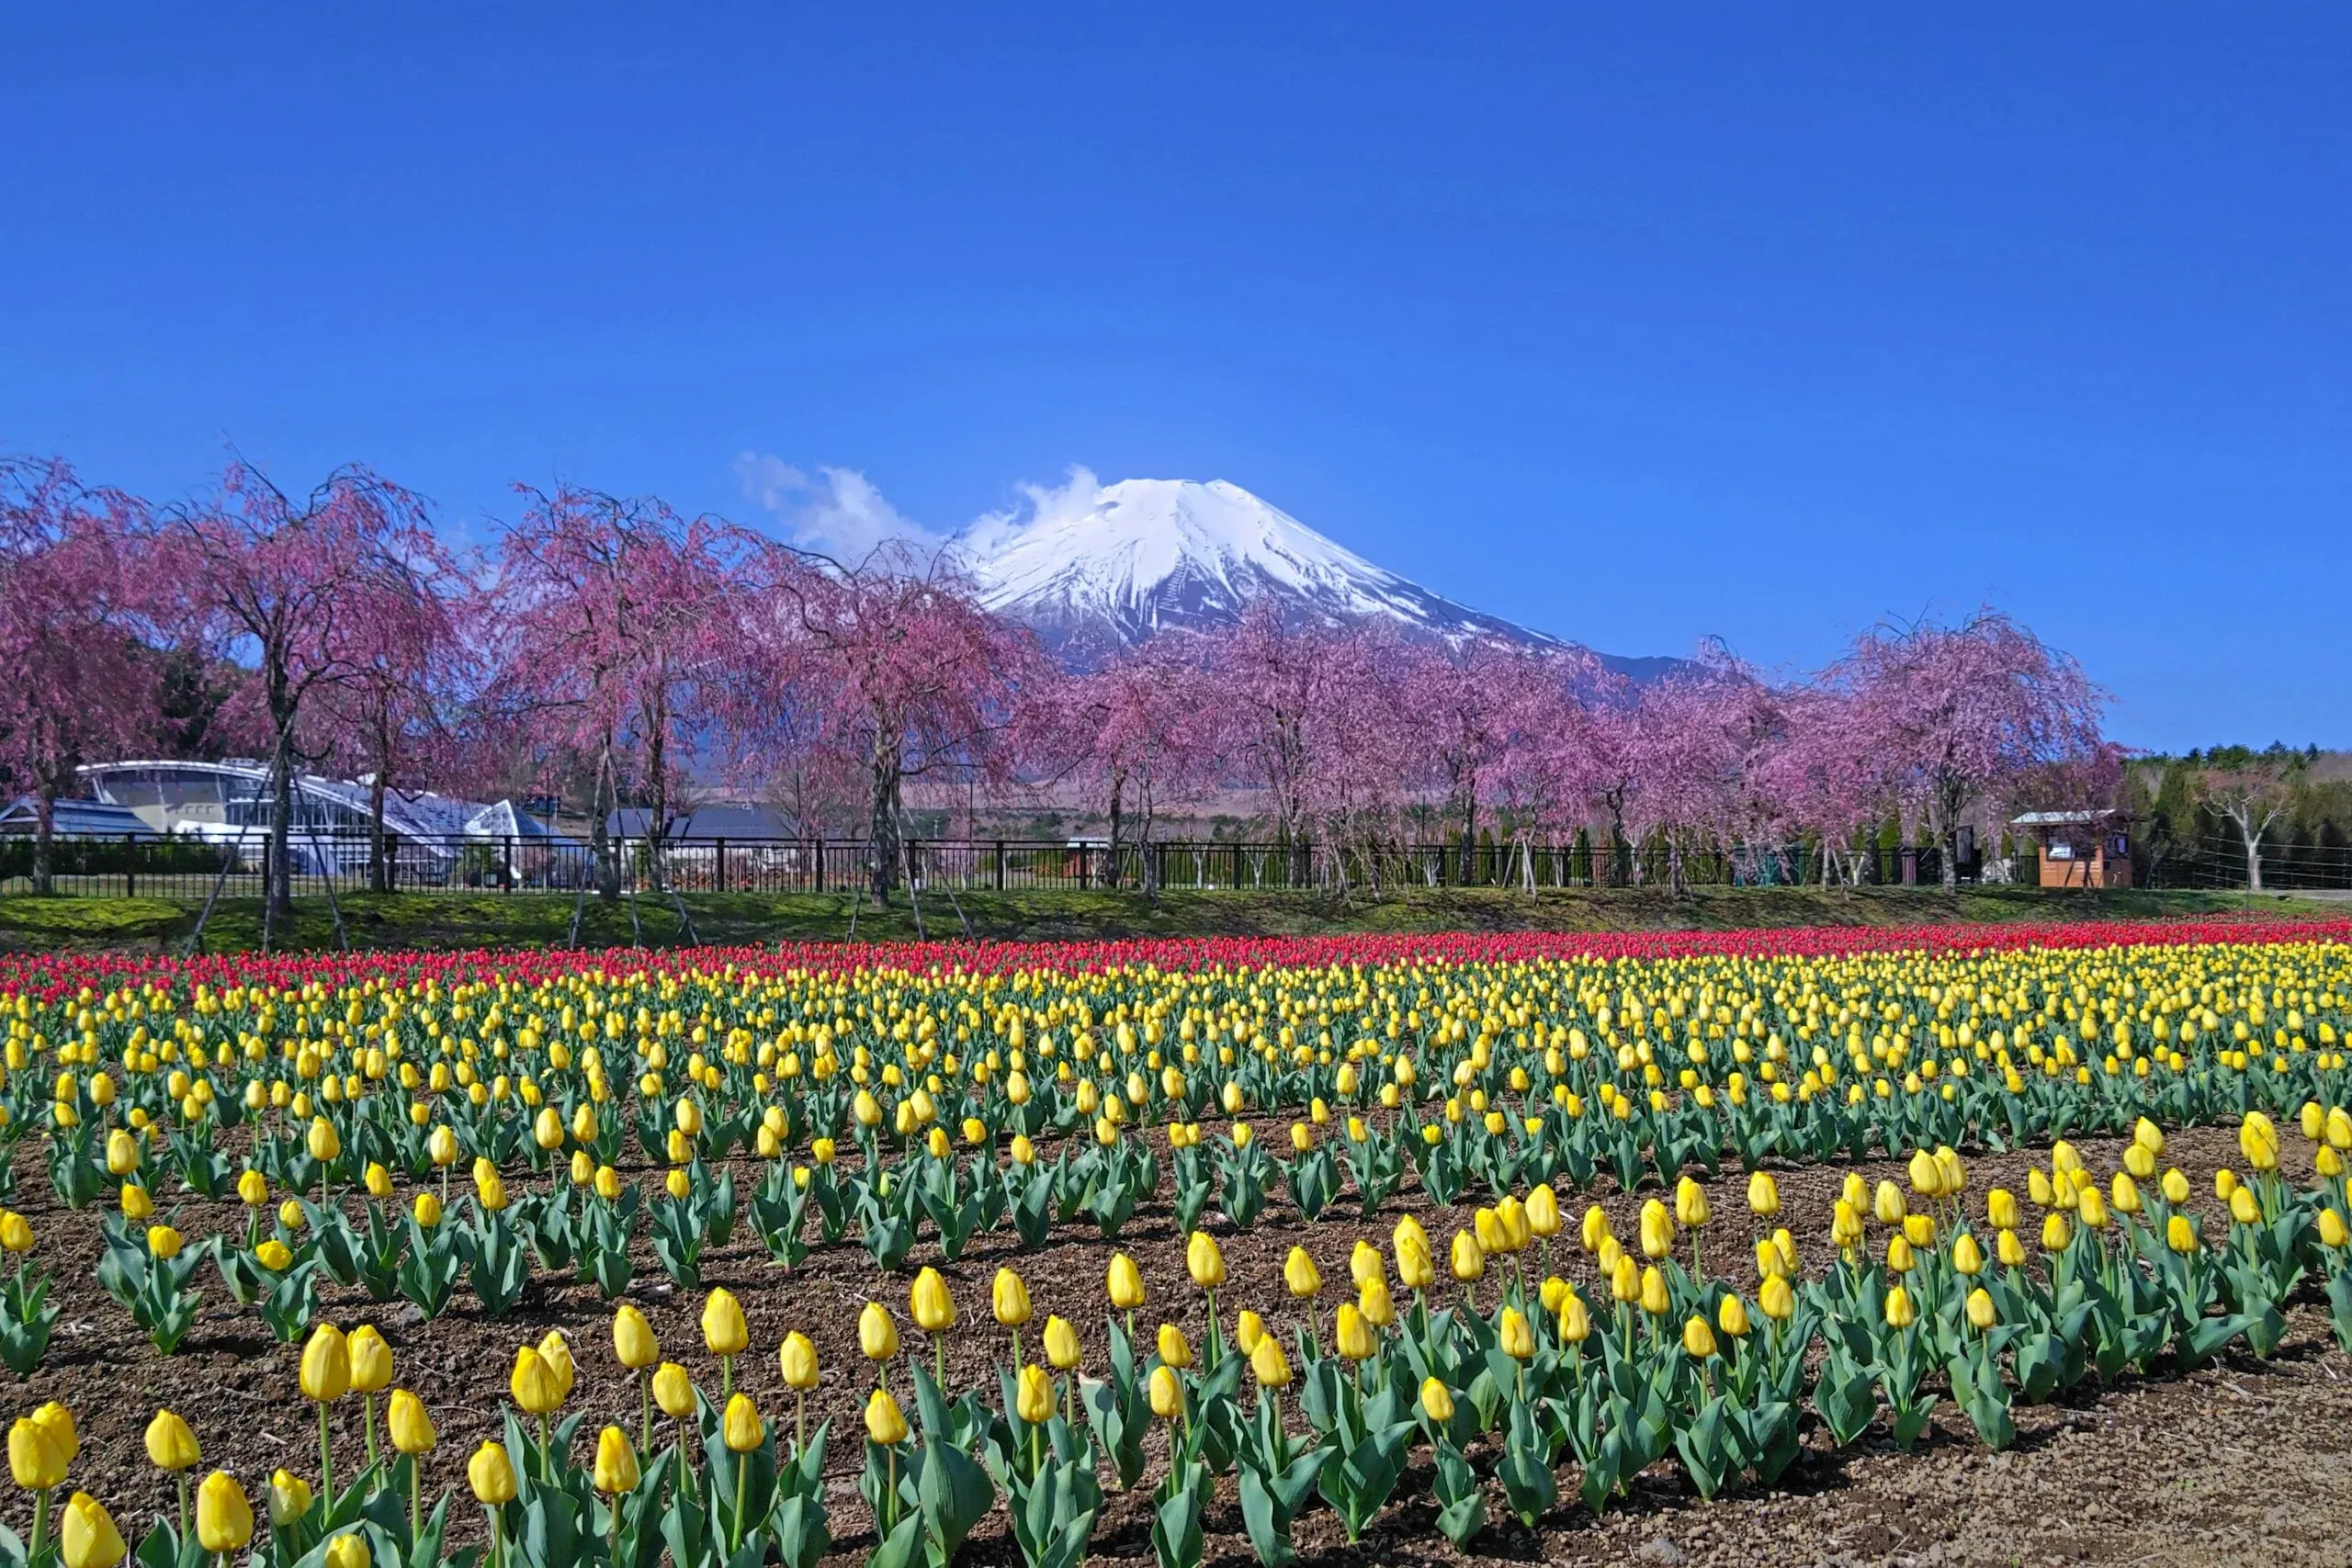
[2245,829,2264,892]
[267,727,296,920]
[1107,767,1125,886]
[592,740,620,899]
[29,786,55,897]
[368,767,391,894]
[865,739,901,908]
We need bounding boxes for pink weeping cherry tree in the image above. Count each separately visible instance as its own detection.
[741,539,1046,907]
[1831,611,2110,888]
[486,485,750,900]
[0,457,165,894]
[154,463,440,926]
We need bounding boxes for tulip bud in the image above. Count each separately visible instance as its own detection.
[1283,1247,1322,1299]
[1250,1335,1292,1388]
[195,1472,254,1553]
[652,1362,695,1420]
[1759,1274,1794,1321]
[1157,1323,1193,1369]
[591,1426,639,1496]
[2041,1213,2072,1251]
[1965,1288,1997,1331]
[1747,1170,1780,1217]
[910,1269,956,1334]
[2166,1213,2200,1255]
[1014,1363,1055,1426]
[348,1325,393,1394]
[9,1417,69,1492]
[614,1304,660,1371]
[702,1288,750,1357]
[1185,1231,1227,1289]
[1717,1293,1750,1337]
[721,1393,763,1453]
[779,1331,819,1391]
[1952,1233,1985,1276]
[859,1303,899,1361]
[1639,1266,1669,1316]
[1674,1177,1710,1228]
[1883,1284,1917,1329]
[992,1268,1033,1328]
[1043,1314,1081,1371]
[62,1493,127,1568]
[1450,1229,1485,1281]
[537,1330,575,1399]
[1335,1303,1376,1361]
[267,1469,313,1528]
[864,1389,910,1447]
[1234,1310,1265,1356]
[1873,1179,1906,1226]
[1105,1253,1146,1311]
[1419,1377,1454,1424]
[467,1442,516,1506]
[510,1347,563,1416]
[1148,1365,1185,1420]
[1498,1306,1534,1361]
[388,1390,435,1456]
[300,1325,352,1404]
[143,1410,199,1472]
[2322,1209,2350,1250]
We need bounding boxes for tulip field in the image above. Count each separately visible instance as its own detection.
[0,919,2350,1568]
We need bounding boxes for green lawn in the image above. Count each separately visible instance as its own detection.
[0,883,2332,954]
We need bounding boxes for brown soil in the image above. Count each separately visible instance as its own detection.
[8,1122,2348,1568]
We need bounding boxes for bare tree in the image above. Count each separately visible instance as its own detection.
[2207,773,2292,891]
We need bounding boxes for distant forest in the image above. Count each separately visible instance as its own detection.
[2123,744,2352,889]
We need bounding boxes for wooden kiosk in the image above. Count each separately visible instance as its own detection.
[2010,809,2133,889]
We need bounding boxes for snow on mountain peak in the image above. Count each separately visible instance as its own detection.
[956,474,1550,651]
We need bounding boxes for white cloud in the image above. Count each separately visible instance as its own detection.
[959,465,1105,557]
[733,452,951,561]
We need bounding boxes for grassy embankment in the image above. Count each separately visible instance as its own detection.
[0,884,2334,953]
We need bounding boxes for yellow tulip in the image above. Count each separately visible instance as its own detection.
[594,1426,639,1495]
[780,1332,820,1391]
[1498,1307,1534,1361]
[9,1417,68,1491]
[300,1325,352,1404]
[195,1472,254,1553]
[1681,1314,1718,1359]
[1015,1363,1055,1425]
[1283,1247,1322,1298]
[322,1532,368,1568]
[859,1303,899,1362]
[1044,1314,1082,1371]
[992,1267,1033,1328]
[468,1441,517,1506]
[1638,1266,1669,1316]
[722,1393,763,1453]
[1186,1231,1227,1289]
[510,1348,563,1416]
[1107,1254,1146,1311]
[1673,1177,1709,1228]
[348,1325,393,1395]
[1157,1323,1194,1369]
[143,1410,199,1472]
[614,1304,660,1371]
[1884,1284,1917,1329]
[652,1363,696,1420]
[1249,1335,1292,1388]
[703,1289,749,1357]
[389,1390,435,1456]
[62,1492,127,1568]
[1747,1171,1780,1217]
[1358,1278,1397,1328]
[865,1389,910,1446]
[537,1330,576,1400]
[1419,1377,1454,1423]
[267,1470,311,1528]
[1965,1288,1997,1331]
[1148,1365,1185,1420]
[1335,1303,1376,1361]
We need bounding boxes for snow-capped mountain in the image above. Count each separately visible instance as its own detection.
[961,477,1531,643]
[956,476,1674,675]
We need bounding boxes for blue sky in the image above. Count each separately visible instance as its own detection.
[5,6,2345,751]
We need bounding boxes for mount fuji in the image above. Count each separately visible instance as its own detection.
[955,476,1675,676]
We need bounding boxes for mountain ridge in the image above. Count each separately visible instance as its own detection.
[955,476,1676,675]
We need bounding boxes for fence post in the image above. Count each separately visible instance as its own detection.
[714,838,727,894]
[123,834,136,898]
[994,840,1005,891]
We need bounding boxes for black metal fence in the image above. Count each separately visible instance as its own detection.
[0,830,2017,900]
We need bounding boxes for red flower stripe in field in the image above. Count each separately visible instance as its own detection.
[2,917,2347,1002]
